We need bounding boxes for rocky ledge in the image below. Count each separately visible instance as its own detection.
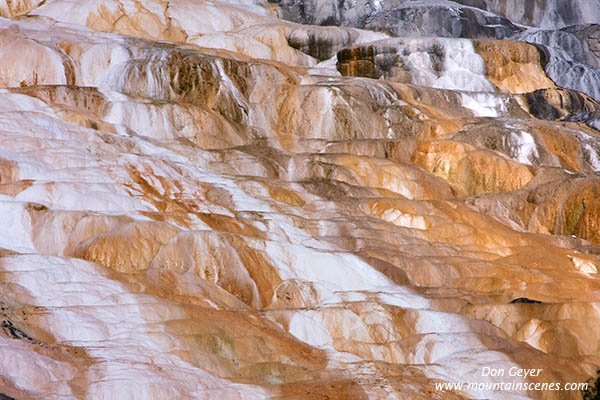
[0,0,599,399]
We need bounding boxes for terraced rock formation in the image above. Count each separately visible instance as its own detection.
[0,0,599,399]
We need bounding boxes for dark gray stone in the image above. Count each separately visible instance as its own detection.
[1,320,33,341]
[284,25,358,60]
[524,88,600,122]
[566,111,600,131]
[510,298,542,304]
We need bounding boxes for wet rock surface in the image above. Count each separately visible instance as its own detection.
[518,25,600,102]
[361,5,522,39]
[452,0,600,28]
[273,0,600,30]
[519,24,600,68]
[0,1,599,399]
[274,0,600,103]
[524,88,600,121]
[272,0,523,39]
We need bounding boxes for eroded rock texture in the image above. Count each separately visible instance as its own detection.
[274,0,600,104]
[274,0,600,30]
[0,1,600,399]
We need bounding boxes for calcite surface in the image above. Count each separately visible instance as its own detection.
[0,0,600,399]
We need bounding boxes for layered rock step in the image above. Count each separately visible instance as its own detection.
[0,1,599,399]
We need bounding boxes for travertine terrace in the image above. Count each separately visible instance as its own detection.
[0,0,600,399]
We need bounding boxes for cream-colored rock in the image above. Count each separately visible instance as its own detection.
[0,38,68,87]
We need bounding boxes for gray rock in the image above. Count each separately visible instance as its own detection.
[452,0,600,29]
[271,0,600,34]
[270,0,384,27]
[284,25,360,61]
[537,44,600,102]
[362,4,522,39]
[270,0,523,39]
[519,24,600,68]
[516,26,600,102]
[566,111,600,131]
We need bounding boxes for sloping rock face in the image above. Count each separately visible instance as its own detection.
[273,0,600,31]
[275,0,600,104]
[271,0,524,39]
[452,0,600,28]
[517,25,600,102]
[1,1,600,400]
